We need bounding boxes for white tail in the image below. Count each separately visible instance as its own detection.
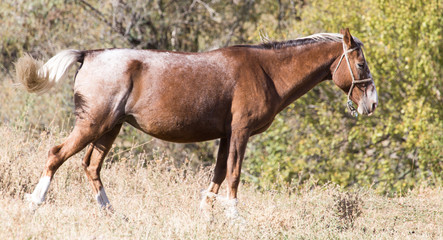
[15,50,82,94]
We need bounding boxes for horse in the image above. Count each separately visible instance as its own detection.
[16,28,378,218]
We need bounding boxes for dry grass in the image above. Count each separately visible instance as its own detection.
[0,124,442,240]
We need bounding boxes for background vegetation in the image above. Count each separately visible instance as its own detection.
[1,0,442,196]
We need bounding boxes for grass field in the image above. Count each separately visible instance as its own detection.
[0,123,442,239]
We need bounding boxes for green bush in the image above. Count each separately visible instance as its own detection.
[245,0,442,194]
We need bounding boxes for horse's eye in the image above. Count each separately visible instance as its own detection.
[356,63,364,69]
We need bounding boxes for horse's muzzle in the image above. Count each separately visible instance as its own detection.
[358,92,378,116]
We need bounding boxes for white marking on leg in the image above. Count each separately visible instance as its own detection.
[96,187,111,209]
[207,182,215,192]
[223,198,239,219]
[25,176,51,205]
[199,189,218,210]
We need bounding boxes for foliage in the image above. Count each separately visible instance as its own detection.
[245,0,442,194]
[0,0,441,194]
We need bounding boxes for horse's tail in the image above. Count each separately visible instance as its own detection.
[15,50,84,94]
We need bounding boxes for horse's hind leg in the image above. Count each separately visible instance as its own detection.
[82,124,122,210]
[25,120,113,207]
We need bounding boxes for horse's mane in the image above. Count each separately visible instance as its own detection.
[235,33,363,49]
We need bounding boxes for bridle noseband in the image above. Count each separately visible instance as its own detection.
[333,42,373,117]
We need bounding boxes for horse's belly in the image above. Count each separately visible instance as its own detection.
[126,113,225,143]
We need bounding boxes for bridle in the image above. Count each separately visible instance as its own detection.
[333,42,373,117]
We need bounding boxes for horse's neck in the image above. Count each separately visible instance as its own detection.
[260,42,341,110]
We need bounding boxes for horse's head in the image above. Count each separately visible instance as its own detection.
[332,28,378,116]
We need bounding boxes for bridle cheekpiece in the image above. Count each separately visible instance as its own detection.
[333,42,373,117]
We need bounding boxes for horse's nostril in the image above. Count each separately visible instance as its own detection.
[372,102,377,111]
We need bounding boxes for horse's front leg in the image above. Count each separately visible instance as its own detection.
[200,138,229,213]
[200,128,249,219]
[224,127,249,218]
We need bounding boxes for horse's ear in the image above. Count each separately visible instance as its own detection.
[340,28,355,49]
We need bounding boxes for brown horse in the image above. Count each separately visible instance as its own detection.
[16,28,377,217]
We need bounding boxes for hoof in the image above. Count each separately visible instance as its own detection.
[99,204,115,215]
[223,198,239,219]
[199,190,218,222]
[222,199,246,227]
[24,193,43,211]
[25,176,51,210]
[199,191,216,208]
